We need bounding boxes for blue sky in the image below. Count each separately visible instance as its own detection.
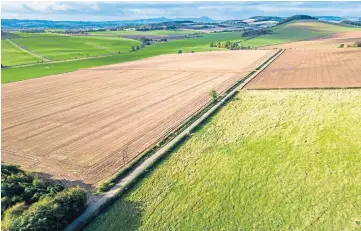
[2,1,361,21]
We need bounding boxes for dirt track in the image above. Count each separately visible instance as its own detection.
[245,49,361,89]
[2,50,276,188]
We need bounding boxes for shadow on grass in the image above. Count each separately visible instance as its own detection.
[33,172,94,190]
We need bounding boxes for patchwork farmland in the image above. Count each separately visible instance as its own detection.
[246,49,361,89]
[1,50,276,188]
[262,31,361,49]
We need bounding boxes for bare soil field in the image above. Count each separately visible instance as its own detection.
[263,31,361,49]
[246,49,361,89]
[2,50,276,188]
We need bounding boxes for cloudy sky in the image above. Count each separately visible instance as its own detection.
[2,1,361,21]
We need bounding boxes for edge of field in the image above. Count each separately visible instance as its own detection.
[65,49,285,231]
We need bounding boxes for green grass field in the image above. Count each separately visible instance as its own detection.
[85,89,361,231]
[90,29,200,35]
[11,35,141,61]
[1,39,44,66]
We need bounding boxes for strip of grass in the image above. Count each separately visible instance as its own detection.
[85,89,361,231]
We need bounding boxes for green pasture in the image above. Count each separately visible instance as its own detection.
[85,89,361,231]
[11,35,141,61]
[1,39,44,66]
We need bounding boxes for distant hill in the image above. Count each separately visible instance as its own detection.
[1,17,216,30]
[278,15,318,25]
[249,16,284,23]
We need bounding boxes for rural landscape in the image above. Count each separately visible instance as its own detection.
[1,1,361,231]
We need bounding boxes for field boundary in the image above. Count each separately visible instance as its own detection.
[65,49,284,231]
[8,39,51,62]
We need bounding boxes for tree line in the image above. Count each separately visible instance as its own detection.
[210,41,251,50]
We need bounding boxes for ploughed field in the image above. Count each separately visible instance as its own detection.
[246,49,361,89]
[85,90,361,231]
[2,50,276,188]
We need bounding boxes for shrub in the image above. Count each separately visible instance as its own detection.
[210,89,218,102]
[98,182,114,193]
[339,44,344,48]
[2,187,87,231]
[178,50,182,54]
[1,164,64,213]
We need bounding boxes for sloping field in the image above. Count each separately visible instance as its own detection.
[85,89,361,231]
[241,20,361,48]
[2,50,276,188]
[246,49,361,89]
[1,39,44,66]
[263,31,361,49]
[9,35,141,61]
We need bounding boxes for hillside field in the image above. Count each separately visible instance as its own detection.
[85,89,361,231]
[1,39,44,66]
[241,20,361,47]
[10,35,141,61]
[246,49,361,89]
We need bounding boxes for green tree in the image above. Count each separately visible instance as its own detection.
[2,188,87,231]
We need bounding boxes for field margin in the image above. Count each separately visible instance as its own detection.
[65,48,284,231]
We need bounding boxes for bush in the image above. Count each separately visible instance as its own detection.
[339,44,345,48]
[178,50,182,54]
[1,165,64,213]
[210,89,218,102]
[98,182,114,193]
[2,187,87,231]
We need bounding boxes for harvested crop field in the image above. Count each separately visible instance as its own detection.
[2,50,276,188]
[246,49,361,89]
[263,31,361,49]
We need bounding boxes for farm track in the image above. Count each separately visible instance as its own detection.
[246,49,361,89]
[2,50,277,187]
[65,49,284,231]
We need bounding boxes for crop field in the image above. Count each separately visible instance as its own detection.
[1,32,244,83]
[1,39,44,66]
[2,50,276,188]
[246,49,361,89]
[11,35,141,61]
[263,31,361,49]
[85,89,361,231]
[240,20,361,48]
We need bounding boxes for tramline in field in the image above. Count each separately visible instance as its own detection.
[2,50,276,188]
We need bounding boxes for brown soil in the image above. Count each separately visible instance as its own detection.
[245,49,361,89]
[2,50,276,188]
